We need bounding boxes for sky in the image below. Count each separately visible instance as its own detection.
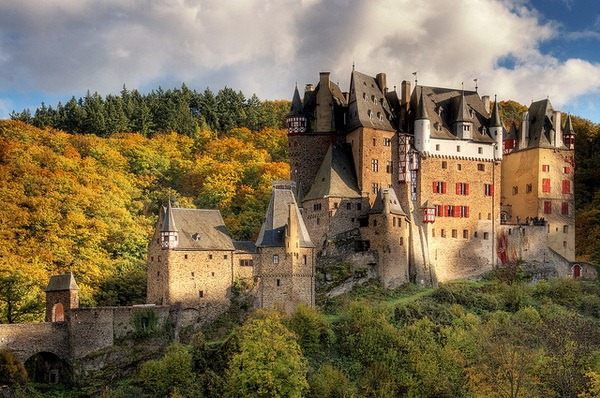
[0,0,599,123]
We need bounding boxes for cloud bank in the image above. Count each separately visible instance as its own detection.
[0,0,599,119]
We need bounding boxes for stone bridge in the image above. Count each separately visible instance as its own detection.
[0,322,69,366]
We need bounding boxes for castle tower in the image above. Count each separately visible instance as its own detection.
[345,70,396,204]
[489,96,503,160]
[501,100,575,263]
[255,181,315,313]
[360,188,410,288]
[45,273,79,322]
[563,114,576,150]
[414,88,431,153]
[287,75,346,199]
[453,90,473,140]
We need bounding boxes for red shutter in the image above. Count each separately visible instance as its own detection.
[443,182,447,194]
[456,183,460,195]
[490,184,494,196]
[542,179,551,193]
[562,180,570,194]
[454,206,461,218]
[465,206,470,218]
[433,182,437,193]
[465,183,469,195]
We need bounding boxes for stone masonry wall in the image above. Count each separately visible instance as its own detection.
[419,156,501,281]
[288,134,331,196]
[0,322,69,364]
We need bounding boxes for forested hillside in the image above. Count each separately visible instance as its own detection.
[0,116,288,322]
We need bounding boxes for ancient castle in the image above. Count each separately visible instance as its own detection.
[2,68,597,385]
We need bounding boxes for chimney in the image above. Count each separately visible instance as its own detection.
[305,84,314,92]
[482,95,490,114]
[376,73,387,93]
[553,111,562,148]
[401,80,411,109]
[319,72,330,89]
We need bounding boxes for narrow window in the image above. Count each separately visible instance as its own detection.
[457,163,462,171]
[208,254,213,260]
[483,232,489,240]
[273,255,279,264]
[512,186,518,195]
[526,184,532,193]
[184,254,188,260]
[544,201,552,214]
[561,202,569,215]
[484,184,494,196]
[303,255,307,265]
[371,159,379,172]
[463,229,469,239]
[452,229,458,238]
[199,291,204,298]
[276,279,281,287]
[224,255,228,259]
[542,164,550,172]
[347,202,352,210]
[563,225,568,233]
[562,180,571,194]
[399,237,404,246]
[477,163,485,171]
[441,161,447,169]
[478,147,483,154]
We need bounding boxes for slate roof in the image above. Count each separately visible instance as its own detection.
[287,85,304,117]
[256,184,314,248]
[160,200,178,232]
[300,79,347,133]
[522,99,566,149]
[302,144,361,202]
[160,208,235,251]
[46,273,79,292]
[346,70,395,132]
[563,114,576,136]
[504,122,518,140]
[409,85,494,143]
[370,188,407,216]
[490,98,502,128]
[233,241,257,254]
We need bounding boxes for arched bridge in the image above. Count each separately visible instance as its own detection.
[0,322,69,364]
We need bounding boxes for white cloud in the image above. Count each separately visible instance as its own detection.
[0,0,599,121]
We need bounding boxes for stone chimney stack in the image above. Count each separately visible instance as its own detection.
[305,84,314,92]
[401,80,411,110]
[553,111,563,148]
[482,95,490,114]
[376,73,387,93]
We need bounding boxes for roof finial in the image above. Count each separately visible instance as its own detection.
[473,78,478,92]
[412,71,418,86]
[352,60,355,71]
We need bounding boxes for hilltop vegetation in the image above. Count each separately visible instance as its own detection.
[0,118,288,322]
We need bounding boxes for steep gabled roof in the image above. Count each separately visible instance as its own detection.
[453,91,472,123]
[346,70,395,132]
[563,114,576,136]
[256,183,314,248]
[505,121,518,140]
[370,188,407,216]
[46,273,79,292]
[409,85,494,143]
[416,89,429,120]
[302,144,361,202]
[161,208,235,251]
[526,99,564,149]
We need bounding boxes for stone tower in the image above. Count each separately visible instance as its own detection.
[45,273,79,322]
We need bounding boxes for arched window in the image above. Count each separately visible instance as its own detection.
[52,303,64,322]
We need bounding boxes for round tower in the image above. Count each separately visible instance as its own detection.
[414,88,431,153]
[489,96,503,160]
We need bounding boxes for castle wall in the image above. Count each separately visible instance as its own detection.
[0,322,69,364]
[288,134,331,196]
[346,127,395,203]
[256,246,315,313]
[418,155,501,281]
[360,212,410,288]
[302,197,368,247]
[502,147,575,261]
[69,306,171,359]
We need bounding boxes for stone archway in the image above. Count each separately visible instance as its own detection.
[52,303,64,322]
[24,352,71,385]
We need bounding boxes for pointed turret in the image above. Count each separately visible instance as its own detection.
[160,200,179,249]
[489,96,503,159]
[286,84,307,135]
[414,87,431,153]
[563,114,576,150]
[454,90,473,140]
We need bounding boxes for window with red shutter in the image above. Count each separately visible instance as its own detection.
[561,202,569,215]
[442,182,447,194]
[544,201,552,214]
[454,206,461,218]
[542,178,551,193]
[562,180,571,194]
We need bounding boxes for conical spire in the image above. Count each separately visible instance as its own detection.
[454,90,471,123]
[490,95,502,127]
[160,199,178,232]
[415,88,429,120]
[288,84,304,116]
[563,114,575,135]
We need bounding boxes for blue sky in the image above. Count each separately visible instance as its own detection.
[0,0,599,123]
